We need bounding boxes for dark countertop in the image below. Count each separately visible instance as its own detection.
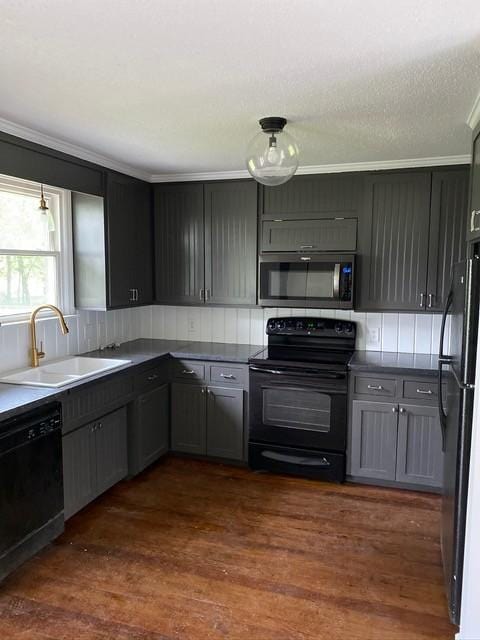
[0,339,264,423]
[349,351,439,376]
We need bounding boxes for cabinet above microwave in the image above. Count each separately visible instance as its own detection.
[259,254,355,309]
[261,218,357,253]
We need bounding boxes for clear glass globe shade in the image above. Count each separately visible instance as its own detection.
[246,129,299,186]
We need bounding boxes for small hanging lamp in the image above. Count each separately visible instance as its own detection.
[246,117,299,186]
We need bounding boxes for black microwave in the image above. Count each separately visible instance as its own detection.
[258,253,355,308]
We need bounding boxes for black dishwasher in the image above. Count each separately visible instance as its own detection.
[0,403,64,582]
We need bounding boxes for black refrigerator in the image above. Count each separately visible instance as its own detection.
[438,256,480,625]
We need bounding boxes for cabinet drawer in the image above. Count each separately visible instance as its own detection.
[134,362,169,393]
[402,379,438,401]
[209,364,246,387]
[353,376,396,398]
[261,218,357,253]
[172,360,206,382]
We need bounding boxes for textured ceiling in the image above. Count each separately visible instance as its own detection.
[0,0,479,176]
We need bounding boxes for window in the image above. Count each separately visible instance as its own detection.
[0,174,74,321]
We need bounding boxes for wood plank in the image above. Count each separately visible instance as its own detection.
[0,458,455,640]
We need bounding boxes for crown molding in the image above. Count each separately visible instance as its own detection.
[150,154,470,182]
[0,117,151,181]
[467,90,480,130]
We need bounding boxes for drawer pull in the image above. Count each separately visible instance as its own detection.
[147,374,159,381]
[182,369,195,375]
[220,373,235,379]
[416,388,433,395]
[300,245,314,249]
[367,384,383,390]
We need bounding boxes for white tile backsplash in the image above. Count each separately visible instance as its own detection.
[0,305,448,375]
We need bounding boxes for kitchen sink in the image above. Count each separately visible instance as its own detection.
[0,356,132,388]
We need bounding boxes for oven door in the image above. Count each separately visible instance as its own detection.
[258,254,354,308]
[249,365,347,451]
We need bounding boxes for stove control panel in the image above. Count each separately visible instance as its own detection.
[266,316,356,338]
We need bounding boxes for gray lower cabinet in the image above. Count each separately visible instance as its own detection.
[396,404,443,487]
[206,386,244,460]
[350,400,398,481]
[129,383,169,476]
[171,383,207,454]
[348,372,444,491]
[62,407,128,519]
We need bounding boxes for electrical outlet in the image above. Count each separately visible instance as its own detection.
[367,327,380,344]
[188,317,197,333]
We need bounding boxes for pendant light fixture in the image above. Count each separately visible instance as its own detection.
[246,117,299,186]
[38,184,49,213]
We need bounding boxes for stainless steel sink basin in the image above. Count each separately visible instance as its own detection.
[0,356,131,388]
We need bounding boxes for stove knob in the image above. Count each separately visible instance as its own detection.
[344,323,353,334]
[275,320,285,330]
[267,320,276,331]
[334,322,344,334]
[296,320,304,330]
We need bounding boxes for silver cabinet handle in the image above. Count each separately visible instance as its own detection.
[129,288,136,302]
[147,373,159,381]
[182,369,195,374]
[392,406,398,413]
[91,423,97,432]
[207,388,212,395]
[134,288,139,302]
[471,210,480,233]
[416,388,433,395]
[205,289,211,301]
[201,387,206,394]
[300,245,314,249]
[367,384,383,390]
[199,289,205,302]
[427,293,434,308]
[399,407,406,414]
[220,373,235,379]
[419,292,425,308]
[300,256,311,261]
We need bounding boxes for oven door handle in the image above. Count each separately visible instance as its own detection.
[260,383,347,395]
[249,365,345,380]
[261,450,331,467]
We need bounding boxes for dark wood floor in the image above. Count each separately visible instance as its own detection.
[0,458,455,640]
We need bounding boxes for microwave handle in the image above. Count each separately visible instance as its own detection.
[333,263,341,298]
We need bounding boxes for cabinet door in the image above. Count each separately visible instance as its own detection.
[466,129,480,242]
[359,172,431,311]
[396,404,443,488]
[154,183,205,304]
[130,383,169,476]
[261,218,357,253]
[427,169,469,310]
[204,181,257,305]
[106,172,153,307]
[62,424,96,519]
[207,386,244,460]
[95,407,128,496]
[171,383,207,454]
[349,400,398,480]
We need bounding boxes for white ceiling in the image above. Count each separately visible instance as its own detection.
[0,0,479,180]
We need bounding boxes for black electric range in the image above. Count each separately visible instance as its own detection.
[248,316,355,482]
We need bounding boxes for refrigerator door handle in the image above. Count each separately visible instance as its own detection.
[438,290,453,451]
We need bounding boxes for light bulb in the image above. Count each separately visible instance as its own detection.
[246,118,299,186]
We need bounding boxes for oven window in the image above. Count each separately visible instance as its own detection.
[262,387,331,432]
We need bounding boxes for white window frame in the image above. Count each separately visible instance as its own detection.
[0,174,75,324]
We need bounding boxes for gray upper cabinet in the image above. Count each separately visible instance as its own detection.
[72,171,153,310]
[261,173,364,220]
[106,172,153,308]
[204,181,257,305]
[359,172,431,311]
[396,404,443,488]
[206,386,244,460]
[171,382,207,454]
[427,169,469,311]
[261,218,357,253]
[466,125,480,242]
[154,180,258,306]
[154,183,205,304]
[349,400,398,481]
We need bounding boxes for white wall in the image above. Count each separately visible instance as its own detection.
[0,305,449,375]
[138,305,449,352]
[0,308,143,374]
